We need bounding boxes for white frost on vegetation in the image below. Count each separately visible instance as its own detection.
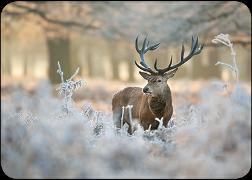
[1,79,250,178]
[155,117,163,130]
[56,61,85,114]
[212,33,239,82]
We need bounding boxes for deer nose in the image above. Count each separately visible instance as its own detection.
[143,87,149,93]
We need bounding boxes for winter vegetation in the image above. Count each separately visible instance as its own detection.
[1,1,251,179]
[2,2,251,83]
[56,61,84,114]
[212,33,239,83]
[1,44,251,178]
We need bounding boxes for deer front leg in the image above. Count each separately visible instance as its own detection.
[163,106,173,128]
[163,118,169,128]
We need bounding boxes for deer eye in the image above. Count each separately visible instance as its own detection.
[157,79,162,82]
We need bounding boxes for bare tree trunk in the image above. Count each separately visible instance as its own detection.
[191,53,205,79]
[125,49,135,82]
[4,52,11,76]
[29,55,35,78]
[46,36,71,84]
[237,45,251,81]
[127,59,135,82]
[192,47,221,79]
[70,37,82,75]
[24,54,28,76]
[2,37,12,76]
[205,47,221,79]
[111,56,119,80]
[86,47,93,77]
[109,42,120,80]
[246,53,251,81]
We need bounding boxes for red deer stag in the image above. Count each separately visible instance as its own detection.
[112,36,203,134]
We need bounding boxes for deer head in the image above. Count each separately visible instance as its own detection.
[134,36,203,97]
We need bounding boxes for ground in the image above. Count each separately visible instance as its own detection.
[1,77,251,178]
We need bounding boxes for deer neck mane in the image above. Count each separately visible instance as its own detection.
[148,86,171,118]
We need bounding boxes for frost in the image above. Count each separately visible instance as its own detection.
[155,117,163,130]
[231,84,251,108]
[212,33,239,83]
[1,80,250,178]
[56,61,85,114]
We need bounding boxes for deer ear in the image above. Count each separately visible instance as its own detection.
[139,71,151,80]
[164,68,178,80]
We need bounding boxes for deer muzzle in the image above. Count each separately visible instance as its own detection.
[143,86,151,94]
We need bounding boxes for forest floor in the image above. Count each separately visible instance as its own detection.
[1,77,251,178]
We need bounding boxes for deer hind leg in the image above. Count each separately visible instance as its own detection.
[127,124,133,135]
[113,108,123,129]
[113,108,134,135]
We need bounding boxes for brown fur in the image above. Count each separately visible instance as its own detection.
[112,83,173,134]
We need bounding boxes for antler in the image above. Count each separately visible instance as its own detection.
[134,36,160,74]
[154,36,204,74]
[134,35,203,75]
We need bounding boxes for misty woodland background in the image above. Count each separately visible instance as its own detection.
[1,1,251,178]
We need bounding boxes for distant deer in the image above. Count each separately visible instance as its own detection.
[112,36,203,134]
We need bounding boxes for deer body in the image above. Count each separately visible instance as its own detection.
[112,85,173,132]
[112,35,203,134]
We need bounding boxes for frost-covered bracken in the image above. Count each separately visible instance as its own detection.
[212,33,239,83]
[155,117,164,130]
[1,79,250,178]
[56,61,84,114]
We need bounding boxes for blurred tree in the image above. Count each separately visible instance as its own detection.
[2,35,12,76]
[191,47,221,79]
[123,42,135,82]
[3,1,99,83]
[86,48,94,77]
[93,1,250,46]
[1,20,13,76]
[127,56,135,82]
[109,41,120,80]
[70,36,81,75]
[82,37,95,77]
[93,1,250,80]
[46,35,71,83]
[2,1,250,81]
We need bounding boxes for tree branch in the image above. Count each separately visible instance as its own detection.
[204,39,251,47]
[188,3,241,25]
[9,2,98,30]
